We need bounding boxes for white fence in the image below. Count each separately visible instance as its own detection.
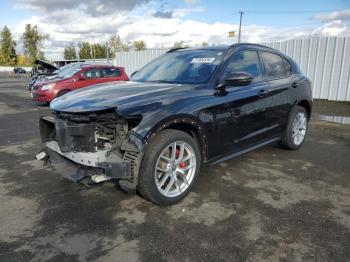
[263,37,350,102]
[115,48,169,76]
[0,66,32,72]
[115,37,350,102]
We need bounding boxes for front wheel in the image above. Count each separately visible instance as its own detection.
[138,129,201,205]
[281,106,308,150]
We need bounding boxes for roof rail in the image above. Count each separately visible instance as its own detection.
[166,47,188,53]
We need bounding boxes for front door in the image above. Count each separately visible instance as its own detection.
[73,68,104,90]
[216,50,270,154]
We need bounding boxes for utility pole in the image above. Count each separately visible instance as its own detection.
[238,11,244,43]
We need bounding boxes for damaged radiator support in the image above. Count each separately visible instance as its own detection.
[37,110,143,190]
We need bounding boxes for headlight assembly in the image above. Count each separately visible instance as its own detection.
[41,83,56,91]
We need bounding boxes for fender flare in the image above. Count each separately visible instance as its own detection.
[144,114,209,161]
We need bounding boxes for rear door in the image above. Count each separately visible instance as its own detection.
[101,67,123,82]
[260,51,294,137]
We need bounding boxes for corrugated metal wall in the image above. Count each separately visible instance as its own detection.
[115,48,169,76]
[115,37,350,101]
[263,37,350,101]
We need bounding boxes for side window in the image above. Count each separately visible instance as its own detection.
[84,68,102,78]
[261,52,287,80]
[102,68,121,77]
[223,50,263,82]
[283,58,292,77]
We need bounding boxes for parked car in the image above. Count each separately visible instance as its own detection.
[28,62,87,91]
[13,67,26,74]
[31,64,129,103]
[36,43,312,205]
[28,60,59,91]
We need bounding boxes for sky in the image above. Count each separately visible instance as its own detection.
[0,0,349,60]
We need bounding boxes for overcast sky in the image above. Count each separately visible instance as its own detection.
[0,0,349,59]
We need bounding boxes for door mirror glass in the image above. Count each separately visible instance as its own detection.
[224,72,253,87]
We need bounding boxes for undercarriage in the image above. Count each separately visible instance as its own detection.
[36,109,143,191]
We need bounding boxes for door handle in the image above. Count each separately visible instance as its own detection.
[292,82,298,88]
[257,89,269,98]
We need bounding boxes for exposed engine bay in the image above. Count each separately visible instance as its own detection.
[36,109,143,191]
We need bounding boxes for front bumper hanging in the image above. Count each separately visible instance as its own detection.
[36,115,134,184]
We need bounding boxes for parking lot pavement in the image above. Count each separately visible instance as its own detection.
[0,76,349,262]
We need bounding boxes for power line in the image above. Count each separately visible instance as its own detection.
[244,9,343,14]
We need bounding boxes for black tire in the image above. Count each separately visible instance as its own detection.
[281,106,308,150]
[138,129,201,206]
[57,89,71,97]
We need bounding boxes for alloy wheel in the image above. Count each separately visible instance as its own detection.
[292,112,307,145]
[154,141,196,198]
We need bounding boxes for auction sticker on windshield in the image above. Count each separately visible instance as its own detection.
[190,57,216,64]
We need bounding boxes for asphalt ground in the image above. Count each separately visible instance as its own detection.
[0,75,349,262]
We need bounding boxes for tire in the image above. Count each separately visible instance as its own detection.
[138,129,201,205]
[57,90,70,97]
[281,106,308,150]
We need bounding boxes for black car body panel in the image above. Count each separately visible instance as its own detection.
[38,43,312,187]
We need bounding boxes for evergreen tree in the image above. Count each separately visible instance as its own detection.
[0,26,17,66]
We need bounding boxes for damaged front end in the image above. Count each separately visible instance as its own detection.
[36,109,144,191]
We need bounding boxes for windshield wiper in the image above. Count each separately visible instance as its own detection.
[149,80,178,84]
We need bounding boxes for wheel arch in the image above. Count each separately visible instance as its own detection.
[56,89,71,97]
[296,99,312,120]
[144,115,209,161]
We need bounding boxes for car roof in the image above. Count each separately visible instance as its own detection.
[172,43,280,53]
[80,64,118,69]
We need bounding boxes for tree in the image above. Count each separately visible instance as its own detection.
[133,40,146,51]
[173,41,187,48]
[64,43,77,60]
[0,26,17,66]
[22,24,48,65]
[109,35,129,56]
[202,42,209,47]
[78,42,110,59]
[16,54,31,66]
[78,42,92,59]
[91,43,109,58]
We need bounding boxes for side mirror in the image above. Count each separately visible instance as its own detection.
[74,74,85,82]
[223,72,253,87]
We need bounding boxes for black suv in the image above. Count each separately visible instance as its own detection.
[36,43,312,205]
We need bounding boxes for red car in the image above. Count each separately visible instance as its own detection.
[31,64,129,103]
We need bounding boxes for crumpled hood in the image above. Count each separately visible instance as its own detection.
[50,81,191,113]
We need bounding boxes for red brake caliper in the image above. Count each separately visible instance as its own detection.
[176,149,186,169]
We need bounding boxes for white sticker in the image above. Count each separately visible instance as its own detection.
[190,57,215,64]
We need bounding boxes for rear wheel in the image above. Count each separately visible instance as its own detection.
[138,129,201,205]
[281,106,308,150]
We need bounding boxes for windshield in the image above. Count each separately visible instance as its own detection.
[57,64,81,78]
[131,49,224,84]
